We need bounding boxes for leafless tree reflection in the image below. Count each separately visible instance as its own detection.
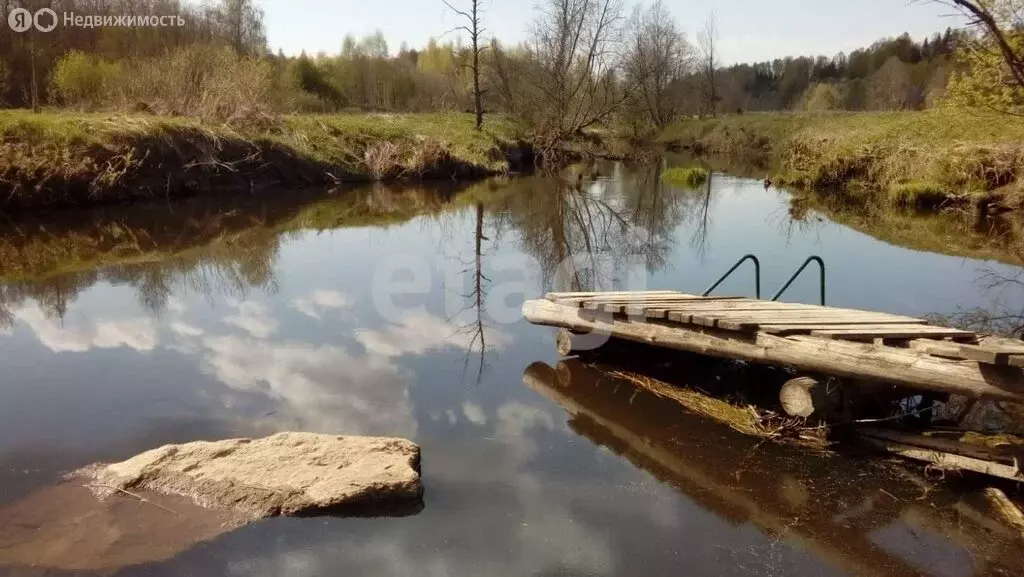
[495,163,695,292]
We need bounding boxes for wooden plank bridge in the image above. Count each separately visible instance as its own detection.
[522,291,1024,405]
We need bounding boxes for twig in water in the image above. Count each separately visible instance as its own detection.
[880,489,902,502]
[86,483,179,515]
[851,404,937,425]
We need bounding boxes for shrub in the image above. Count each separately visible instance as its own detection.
[661,167,709,186]
[51,51,121,109]
[68,45,282,127]
[804,83,842,112]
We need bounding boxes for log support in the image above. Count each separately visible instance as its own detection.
[780,377,845,420]
[523,299,1024,403]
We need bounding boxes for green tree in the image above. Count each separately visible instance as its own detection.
[803,83,841,111]
[941,1,1024,112]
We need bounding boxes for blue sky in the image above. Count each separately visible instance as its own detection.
[260,0,966,63]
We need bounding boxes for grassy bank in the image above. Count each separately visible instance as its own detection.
[0,111,530,212]
[660,110,1024,210]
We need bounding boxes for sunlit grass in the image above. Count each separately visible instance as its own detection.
[661,109,1024,207]
[661,166,709,186]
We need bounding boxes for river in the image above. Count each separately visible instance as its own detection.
[0,162,1022,576]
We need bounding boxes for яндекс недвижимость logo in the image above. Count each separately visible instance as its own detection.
[6,8,183,32]
[7,7,57,33]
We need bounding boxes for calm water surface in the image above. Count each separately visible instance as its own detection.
[1,164,1022,576]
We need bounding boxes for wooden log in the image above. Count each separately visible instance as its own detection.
[555,329,577,356]
[858,428,1016,464]
[522,299,1024,402]
[779,377,843,419]
[859,435,1024,482]
[983,488,1024,539]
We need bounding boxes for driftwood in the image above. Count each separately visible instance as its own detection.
[522,299,1024,402]
[983,487,1024,539]
[858,428,1024,482]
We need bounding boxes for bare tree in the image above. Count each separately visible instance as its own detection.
[623,0,693,128]
[527,0,631,142]
[697,13,719,117]
[443,0,486,128]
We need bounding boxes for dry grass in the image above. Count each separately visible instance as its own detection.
[607,369,829,448]
[661,110,1024,209]
[0,110,527,211]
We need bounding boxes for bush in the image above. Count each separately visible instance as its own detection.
[804,83,841,112]
[661,166,709,186]
[51,51,121,109]
[49,45,281,127]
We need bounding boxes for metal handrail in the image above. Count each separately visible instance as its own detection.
[703,254,761,299]
[771,256,826,305]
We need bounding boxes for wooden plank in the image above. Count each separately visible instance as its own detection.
[762,323,941,336]
[582,296,747,311]
[811,327,974,341]
[555,294,737,306]
[908,340,1009,364]
[521,299,1024,402]
[678,308,923,321]
[546,290,679,300]
[646,302,830,314]
[683,310,925,331]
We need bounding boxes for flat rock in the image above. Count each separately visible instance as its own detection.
[77,432,422,518]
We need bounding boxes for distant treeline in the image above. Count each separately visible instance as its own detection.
[708,30,965,112]
[0,0,1012,134]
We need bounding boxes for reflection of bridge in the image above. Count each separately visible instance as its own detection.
[523,360,1024,577]
[524,291,1024,405]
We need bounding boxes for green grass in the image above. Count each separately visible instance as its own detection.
[661,166,709,187]
[0,110,529,211]
[660,110,1024,209]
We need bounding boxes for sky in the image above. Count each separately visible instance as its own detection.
[259,0,968,64]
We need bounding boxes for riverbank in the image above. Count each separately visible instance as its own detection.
[660,110,1024,211]
[0,111,532,212]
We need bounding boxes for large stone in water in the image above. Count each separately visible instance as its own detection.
[79,432,422,518]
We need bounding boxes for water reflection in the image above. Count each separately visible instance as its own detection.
[0,165,1022,576]
[525,359,1024,577]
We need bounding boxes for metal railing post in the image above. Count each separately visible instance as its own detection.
[703,254,761,299]
[771,256,826,305]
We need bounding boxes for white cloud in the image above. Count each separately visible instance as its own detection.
[13,304,158,353]
[356,311,509,358]
[290,290,352,321]
[200,334,416,437]
[169,322,204,337]
[462,402,487,426]
[223,300,278,339]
